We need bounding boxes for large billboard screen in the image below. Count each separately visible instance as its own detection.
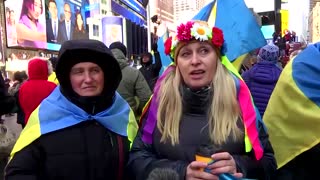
[102,16,123,47]
[4,0,93,51]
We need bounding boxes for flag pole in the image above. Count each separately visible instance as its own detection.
[147,4,152,52]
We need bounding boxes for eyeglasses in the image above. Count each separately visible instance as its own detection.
[64,9,71,13]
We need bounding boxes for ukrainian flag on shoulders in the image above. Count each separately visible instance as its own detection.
[10,87,138,159]
[263,42,320,168]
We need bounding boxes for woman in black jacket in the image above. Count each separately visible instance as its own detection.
[128,21,276,180]
[72,12,88,40]
[5,39,138,180]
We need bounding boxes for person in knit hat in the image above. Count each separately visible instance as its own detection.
[128,20,276,180]
[5,39,138,180]
[109,41,127,57]
[109,41,151,118]
[242,43,282,117]
[257,43,279,63]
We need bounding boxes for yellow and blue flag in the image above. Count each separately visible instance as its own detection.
[263,42,320,168]
[193,0,266,70]
[157,0,266,72]
[48,72,59,85]
[10,87,138,159]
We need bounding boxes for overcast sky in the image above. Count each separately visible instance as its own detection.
[244,0,275,13]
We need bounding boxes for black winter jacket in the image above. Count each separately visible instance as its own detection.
[5,121,130,180]
[275,143,320,180]
[139,52,162,91]
[127,86,277,180]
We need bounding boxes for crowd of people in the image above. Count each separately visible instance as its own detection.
[0,18,317,180]
[272,30,305,67]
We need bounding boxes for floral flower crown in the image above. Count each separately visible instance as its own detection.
[164,21,224,59]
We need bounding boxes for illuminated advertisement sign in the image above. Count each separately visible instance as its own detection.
[102,16,123,47]
[4,0,95,51]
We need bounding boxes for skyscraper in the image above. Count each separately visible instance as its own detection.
[149,0,175,33]
[309,1,320,42]
[310,0,320,12]
[174,0,206,25]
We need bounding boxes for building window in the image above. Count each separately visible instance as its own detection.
[93,25,99,36]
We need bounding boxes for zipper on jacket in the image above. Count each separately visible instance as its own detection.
[117,135,124,180]
[80,126,90,180]
[107,131,114,148]
[91,103,96,115]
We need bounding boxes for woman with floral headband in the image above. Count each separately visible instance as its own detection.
[127,20,276,180]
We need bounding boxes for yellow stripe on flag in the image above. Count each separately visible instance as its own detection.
[208,1,217,27]
[128,109,139,148]
[264,60,320,168]
[232,53,249,72]
[10,106,41,160]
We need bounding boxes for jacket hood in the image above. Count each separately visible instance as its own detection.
[109,41,127,57]
[55,39,122,113]
[111,49,128,69]
[27,58,49,80]
[141,52,153,66]
[250,62,282,84]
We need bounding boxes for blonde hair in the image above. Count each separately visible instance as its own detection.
[157,56,243,145]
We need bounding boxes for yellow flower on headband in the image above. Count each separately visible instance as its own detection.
[164,21,224,59]
[171,35,179,50]
[191,23,212,41]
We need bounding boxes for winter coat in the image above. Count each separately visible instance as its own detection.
[111,49,152,116]
[242,61,282,117]
[128,86,277,180]
[0,73,15,116]
[5,120,131,180]
[18,59,56,124]
[139,52,162,91]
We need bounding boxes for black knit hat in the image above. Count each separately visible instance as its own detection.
[56,39,122,99]
[109,41,127,57]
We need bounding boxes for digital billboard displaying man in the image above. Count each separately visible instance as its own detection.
[4,0,94,50]
[46,0,59,43]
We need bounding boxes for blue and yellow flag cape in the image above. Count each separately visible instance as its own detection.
[10,87,138,158]
[48,72,59,85]
[157,0,266,73]
[263,42,320,168]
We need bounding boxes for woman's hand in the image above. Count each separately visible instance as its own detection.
[207,152,243,178]
[186,161,219,180]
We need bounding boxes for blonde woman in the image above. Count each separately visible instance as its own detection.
[128,21,276,180]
